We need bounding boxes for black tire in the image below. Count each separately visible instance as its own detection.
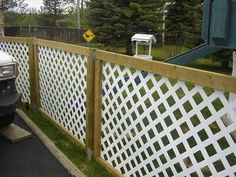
[0,113,15,127]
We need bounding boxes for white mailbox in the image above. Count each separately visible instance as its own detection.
[131,34,157,60]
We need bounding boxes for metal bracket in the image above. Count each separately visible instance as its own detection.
[30,103,37,111]
[87,148,93,160]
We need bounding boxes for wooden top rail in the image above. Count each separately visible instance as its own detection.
[0,37,90,56]
[34,38,90,56]
[97,50,236,93]
[0,36,30,44]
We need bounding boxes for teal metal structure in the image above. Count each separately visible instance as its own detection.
[165,0,236,64]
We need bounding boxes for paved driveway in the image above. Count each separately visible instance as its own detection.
[0,116,72,177]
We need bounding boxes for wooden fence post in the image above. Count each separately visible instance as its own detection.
[93,59,103,158]
[86,48,96,159]
[92,59,124,177]
[33,40,40,109]
[229,51,236,103]
[28,37,36,108]
[28,37,40,110]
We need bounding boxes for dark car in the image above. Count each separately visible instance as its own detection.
[0,50,21,126]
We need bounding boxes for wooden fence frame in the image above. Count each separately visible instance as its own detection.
[1,37,236,177]
[94,49,236,176]
[32,38,93,151]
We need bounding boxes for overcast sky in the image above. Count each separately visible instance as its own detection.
[24,0,43,10]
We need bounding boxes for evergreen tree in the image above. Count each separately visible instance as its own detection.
[0,0,27,12]
[86,0,114,46]
[87,0,166,55]
[1,0,27,30]
[166,0,202,47]
[5,10,40,26]
[40,0,73,26]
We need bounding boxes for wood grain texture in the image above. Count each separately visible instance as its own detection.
[0,36,30,44]
[97,158,124,177]
[85,49,96,150]
[33,43,41,109]
[28,37,37,106]
[0,123,32,143]
[93,60,103,158]
[34,38,90,56]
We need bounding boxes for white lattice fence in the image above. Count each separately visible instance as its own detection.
[0,41,30,103]
[38,46,88,145]
[101,63,236,177]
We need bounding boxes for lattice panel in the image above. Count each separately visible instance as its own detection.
[101,63,236,177]
[0,41,30,103]
[38,46,87,145]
